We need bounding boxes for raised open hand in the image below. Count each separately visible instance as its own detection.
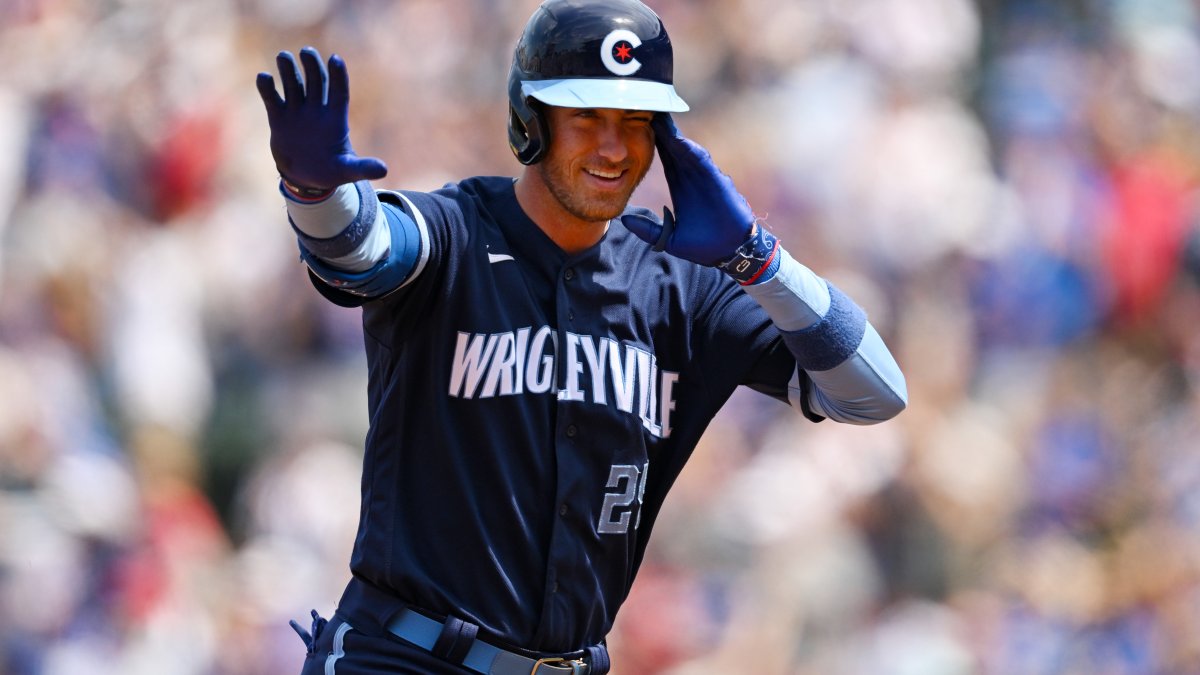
[256,46,387,191]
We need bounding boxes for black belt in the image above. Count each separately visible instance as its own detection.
[386,608,591,675]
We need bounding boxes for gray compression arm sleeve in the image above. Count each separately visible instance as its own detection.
[741,248,908,424]
[282,181,391,272]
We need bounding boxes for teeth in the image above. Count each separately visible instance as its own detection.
[586,168,621,179]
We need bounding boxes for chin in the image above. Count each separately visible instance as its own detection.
[573,182,639,220]
[555,186,633,223]
[576,201,629,223]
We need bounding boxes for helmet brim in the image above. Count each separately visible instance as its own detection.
[522,78,689,113]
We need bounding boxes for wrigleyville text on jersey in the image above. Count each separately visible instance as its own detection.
[449,326,678,439]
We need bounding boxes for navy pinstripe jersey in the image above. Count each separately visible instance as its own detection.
[311,176,815,653]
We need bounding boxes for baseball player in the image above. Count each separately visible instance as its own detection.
[256,0,907,673]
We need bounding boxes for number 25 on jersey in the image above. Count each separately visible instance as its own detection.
[598,462,648,535]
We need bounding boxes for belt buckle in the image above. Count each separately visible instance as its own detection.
[530,657,588,674]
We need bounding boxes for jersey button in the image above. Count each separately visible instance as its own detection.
[567,310,575,322]
[564,268,575,281]
[559,504,568,516]
[566,424,577,437]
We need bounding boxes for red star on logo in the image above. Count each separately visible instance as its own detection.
[614,42,633,62]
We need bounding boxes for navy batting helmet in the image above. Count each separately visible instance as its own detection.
[507,0,690,165]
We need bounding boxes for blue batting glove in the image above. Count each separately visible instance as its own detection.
[255,46,387,191]
[620,114,756,267]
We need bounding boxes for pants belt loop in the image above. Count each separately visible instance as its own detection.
[431,614,478,665]
[584,644,609,674]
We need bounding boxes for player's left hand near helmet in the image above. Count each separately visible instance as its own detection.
[256,46,388,192]
[621,114,760,268]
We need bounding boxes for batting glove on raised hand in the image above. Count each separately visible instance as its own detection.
[256,46,387,192]
[621,114,765,271]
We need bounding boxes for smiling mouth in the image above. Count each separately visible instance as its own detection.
[585,167,625,180]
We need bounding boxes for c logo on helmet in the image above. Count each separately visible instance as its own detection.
[600,29,642,76]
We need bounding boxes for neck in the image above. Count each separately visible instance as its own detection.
[514,169,608,255]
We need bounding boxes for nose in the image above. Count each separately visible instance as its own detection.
[595,118,629,164]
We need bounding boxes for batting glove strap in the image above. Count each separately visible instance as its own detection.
[281,177,335,202]
[718,224,781,285]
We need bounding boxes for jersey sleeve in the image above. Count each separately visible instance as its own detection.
[686,268,825,420]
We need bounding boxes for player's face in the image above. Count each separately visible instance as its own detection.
[536,106,656,224]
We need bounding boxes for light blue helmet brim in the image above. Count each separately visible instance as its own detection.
[522,78,689,112]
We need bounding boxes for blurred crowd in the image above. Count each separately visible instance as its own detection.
[3,0,1200,673]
